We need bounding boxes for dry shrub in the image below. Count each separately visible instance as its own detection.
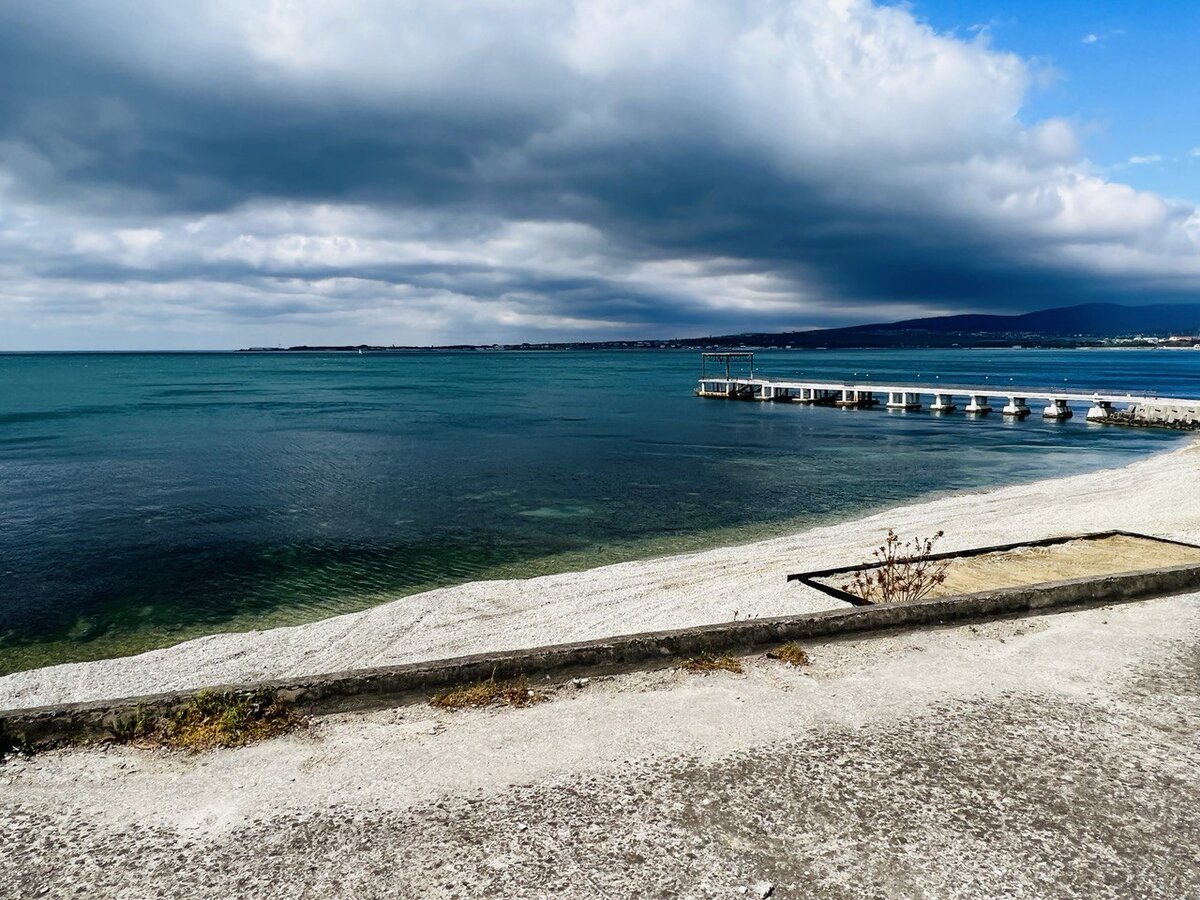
[681,653,745,674]
[430,675,542,711]
[767,642,810,667]
[110,690,303,752]
[842,529,951,604]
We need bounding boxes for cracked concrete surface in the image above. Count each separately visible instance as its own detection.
[3,594,1199,899]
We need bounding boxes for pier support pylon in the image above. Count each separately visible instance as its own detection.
[887,391,922,410]
[836,388,859,407]
[965,395,992,414]
[1043,398,1073,420]
[1002,396,1031,417]
[930,393,956,413]
[1086,398,1116,422]
[836,389,878,408]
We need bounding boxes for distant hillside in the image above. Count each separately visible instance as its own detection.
[674,302,1200,349]
[241,301,1200,352]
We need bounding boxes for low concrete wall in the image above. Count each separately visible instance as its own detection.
[5,562,1200,751]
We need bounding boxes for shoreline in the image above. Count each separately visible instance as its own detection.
[4,433,1183,678]
[2,437,1198,712]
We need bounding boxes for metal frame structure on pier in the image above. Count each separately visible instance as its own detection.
[700,351,755,382]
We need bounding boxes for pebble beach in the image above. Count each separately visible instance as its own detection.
[3,437,1197,711]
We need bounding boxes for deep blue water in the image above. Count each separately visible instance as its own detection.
[0,348,1194,672]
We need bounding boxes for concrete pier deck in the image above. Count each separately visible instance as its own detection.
[695,354,1200,427]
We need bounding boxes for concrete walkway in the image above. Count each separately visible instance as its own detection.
[3,592,1199,899]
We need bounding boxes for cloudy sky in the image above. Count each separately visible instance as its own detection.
[2,0,1198,349]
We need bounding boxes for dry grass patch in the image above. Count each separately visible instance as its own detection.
[767,642,810,667]
[430,675,543,711]
[681,653,745,675]
[110,690,304,752]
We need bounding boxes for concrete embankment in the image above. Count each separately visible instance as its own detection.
[6,558,1200,752]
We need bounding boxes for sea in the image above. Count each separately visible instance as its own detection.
[1,347,1196,674]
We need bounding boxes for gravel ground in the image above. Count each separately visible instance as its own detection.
[3,592,1199,899]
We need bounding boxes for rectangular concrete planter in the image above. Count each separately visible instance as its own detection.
[787,529,1200,606]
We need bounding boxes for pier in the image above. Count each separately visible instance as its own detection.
[696,353,1200,427]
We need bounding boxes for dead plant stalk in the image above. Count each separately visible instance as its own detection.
[843,529,951,604]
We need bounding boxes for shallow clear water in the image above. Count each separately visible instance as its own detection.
[0,348,1194,673]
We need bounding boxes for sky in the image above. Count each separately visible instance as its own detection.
[1,1,1197,350]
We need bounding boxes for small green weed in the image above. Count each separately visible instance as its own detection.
[104,690,303,752]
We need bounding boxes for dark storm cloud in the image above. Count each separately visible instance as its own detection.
[0,1,1196,348]
[0,36,545,214]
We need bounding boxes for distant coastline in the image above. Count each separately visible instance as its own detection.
[240,340,1200,352]
[239,300,1200,353]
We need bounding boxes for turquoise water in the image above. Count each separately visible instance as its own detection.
[0,348,1194,673]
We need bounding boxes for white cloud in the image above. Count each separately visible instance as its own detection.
[1081,29,1124,46]
[0,1,1198,348]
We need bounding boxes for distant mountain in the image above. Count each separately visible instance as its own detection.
[674,302,1200,349]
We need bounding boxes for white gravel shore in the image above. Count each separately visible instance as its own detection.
[2,438,1198,711]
